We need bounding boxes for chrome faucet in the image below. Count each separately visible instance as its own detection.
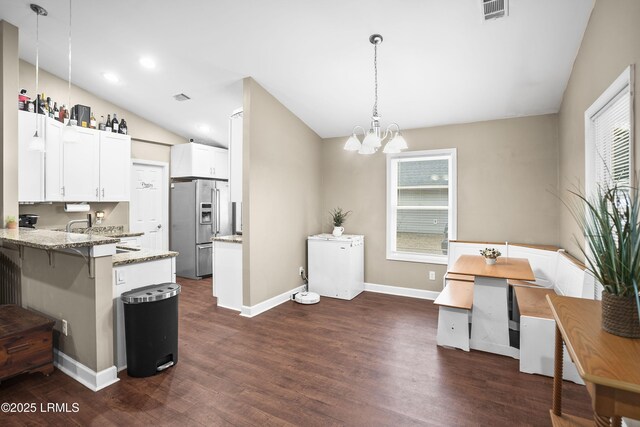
[66,213,92,233]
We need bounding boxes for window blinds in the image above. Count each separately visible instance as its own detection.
[592,85,632,188]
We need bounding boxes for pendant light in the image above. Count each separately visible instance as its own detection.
[62,0,78,143]
[344,34,408,155]
[28,4,47,152]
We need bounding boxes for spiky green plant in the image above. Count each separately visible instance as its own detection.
[566,183,640,320]
[330,207,352,227]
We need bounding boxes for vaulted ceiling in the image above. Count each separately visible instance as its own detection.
[0,0,594,147]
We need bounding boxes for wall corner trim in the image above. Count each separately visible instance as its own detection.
[364,282,440,300]
[53,349,119,392]
[240,284,305,318]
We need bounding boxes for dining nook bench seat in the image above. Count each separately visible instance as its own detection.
[434,280,474,351]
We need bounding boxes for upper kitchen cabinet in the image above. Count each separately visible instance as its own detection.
[171,143,228,180]
[99,132,131,201]
[63,127,100,202]
[18,111,131,203]
[18,111,45,202]
[18,111,63,202]
[229,109,243,203]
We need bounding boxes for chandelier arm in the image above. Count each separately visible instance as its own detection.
[352,125,367,139]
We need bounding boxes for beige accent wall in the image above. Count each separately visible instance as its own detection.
[558,0,640,257]
[0,21,19,223]
[21,248,114,372]
[242,78,323,306]
[322,114,559,291]
[19,59,185,146]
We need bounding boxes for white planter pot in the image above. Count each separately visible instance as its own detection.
[485,257,497,265]
[332,226,344,237]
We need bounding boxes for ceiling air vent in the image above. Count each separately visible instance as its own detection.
[483,0,508,20]
[173,93,191,101]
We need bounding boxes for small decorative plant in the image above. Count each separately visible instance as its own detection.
[566,182,640,337]
[5,216,17,229]
[330,207,351,227]
[479,248,501,259]
[330,207,351,237]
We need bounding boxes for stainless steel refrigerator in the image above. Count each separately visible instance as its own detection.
[170,179,231,279]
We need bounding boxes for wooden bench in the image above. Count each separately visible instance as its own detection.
[514,286,582,383]
[434,281,473,351]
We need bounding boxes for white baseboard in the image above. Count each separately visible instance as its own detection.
[364,282,440,300]
[241,284,305,318]
[53,349,119,392]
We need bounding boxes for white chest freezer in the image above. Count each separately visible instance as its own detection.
[307,234,364,300]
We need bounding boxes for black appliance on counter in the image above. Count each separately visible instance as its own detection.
[19,214,38,229]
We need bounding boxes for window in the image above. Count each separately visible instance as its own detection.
[584,65,634,299]
[387,149,457,264]
[585,65,634,194]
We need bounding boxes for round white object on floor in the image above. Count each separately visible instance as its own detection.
[294,291,320,305]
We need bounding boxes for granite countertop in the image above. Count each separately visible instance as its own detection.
[0,228,120,250]
[212,235,243,244]
[49,225,144,239]
[112,247,179,266]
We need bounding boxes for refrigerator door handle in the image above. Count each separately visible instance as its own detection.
[211,188,216,236]
[216,189,221,233]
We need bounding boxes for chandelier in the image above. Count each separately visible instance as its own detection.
[344,34,407,155]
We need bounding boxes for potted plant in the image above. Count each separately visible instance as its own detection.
[567,183,640,338]
[330,207,351,237]
[479,248,501,265]
[5,216,17,230]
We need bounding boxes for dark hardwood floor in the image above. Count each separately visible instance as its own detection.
[1,277,592,426]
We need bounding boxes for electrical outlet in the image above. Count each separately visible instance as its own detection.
[61,319,68,336]
[299,267,305,276]
[429,271,436,281]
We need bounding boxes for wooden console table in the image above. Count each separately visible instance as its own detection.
[547,294,640,426]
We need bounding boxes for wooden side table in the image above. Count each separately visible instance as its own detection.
[0,304,55,382]
[547,294,640,426]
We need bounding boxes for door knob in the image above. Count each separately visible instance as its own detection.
[157,224,162,229]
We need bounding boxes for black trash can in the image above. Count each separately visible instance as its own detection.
[121,283,181,377]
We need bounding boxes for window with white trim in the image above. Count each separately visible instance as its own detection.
[584,65,635,299]
[585,65,634,194]
[387,149,457,264]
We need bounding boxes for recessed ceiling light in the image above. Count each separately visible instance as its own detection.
[198,125,210,133]
[139,56,156,69]
[103,72,119,83]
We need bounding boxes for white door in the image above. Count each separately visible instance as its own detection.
[100,132,131,201]
[130,162,167,250]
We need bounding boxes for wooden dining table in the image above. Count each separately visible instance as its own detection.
[448,255,535,358]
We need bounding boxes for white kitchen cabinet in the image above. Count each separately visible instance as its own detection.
[63,127,100,202]
[18,111,131,203]
[99,132,131,201]
[44,117,64,201]
[171,143,228,180]
[213,240,243,311]
[229,110,243,203]
[18,111,44,202]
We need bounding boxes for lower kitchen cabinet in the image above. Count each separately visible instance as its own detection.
[213,240,243,311]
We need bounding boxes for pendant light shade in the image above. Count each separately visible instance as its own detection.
[28,130,45,151]
[344,34,408,155]
[343,134,361,151]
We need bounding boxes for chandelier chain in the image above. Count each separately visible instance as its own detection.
[67,0,72,110]
[373,43,378,118]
